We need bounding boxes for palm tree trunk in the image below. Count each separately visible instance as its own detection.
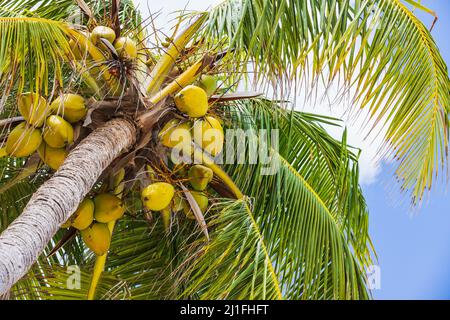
[0,118,136,294]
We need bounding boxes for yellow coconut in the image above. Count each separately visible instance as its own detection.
[114,37,137,60]
[93,193,125,223]
[141,182,175,211]
[193,116,224,156]
[37,143,67,170]
[90,26,116,45]
[72,199,95,230]
[174,85,209,118]
[18,92,50,127]
[5,122,42,157]
[0,147,7,158]
[188,165,213,191]
[159,119,192,149]
[183,191,209,219]
[171,193,187,212]
[81,222,111,256]
[43,115,74,148]
[63,198,95,230]
[50,94,87,123]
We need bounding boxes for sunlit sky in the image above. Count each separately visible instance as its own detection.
[134,0,450,299]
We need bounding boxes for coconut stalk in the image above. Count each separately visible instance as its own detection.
[146,14,207,96]
[87,168,125,300]
[0,118,136,295]
[149,54,215,105]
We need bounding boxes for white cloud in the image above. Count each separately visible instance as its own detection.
[133,0,387,185]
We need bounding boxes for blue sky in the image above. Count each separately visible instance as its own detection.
[135,0,450,299]
[367,0,450,299]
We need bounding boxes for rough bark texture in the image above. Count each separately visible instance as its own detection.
[0,118,136,294]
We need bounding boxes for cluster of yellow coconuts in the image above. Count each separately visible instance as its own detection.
[141,164,212,220]
[1,93,87,170]
[62,193,125,256]
[141,76,221,221]
[1,26,137,166]
[70,25,137,61]
[159,76,224,157]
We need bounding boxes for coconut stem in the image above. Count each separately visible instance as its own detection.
[86,221,115,300]
[149,54,214,105]
[146,14,207,96]
[87,168,125,300]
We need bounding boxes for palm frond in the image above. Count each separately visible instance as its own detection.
[225,98,373,264]
[105,220,176,300]
[204,0,450,203]
[0,0,77,20]
[217,100,372,298]
[12,262,127,300]
[0,179,37,232]
[0,157,41,232]
[0,16,74,112]
[175,199,283,299]
[174,195,368,299]
[0,0,143,33]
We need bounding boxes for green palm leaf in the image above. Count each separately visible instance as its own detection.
[175,199,283,299]
[226,99,372,264]
[0,16,73,111]
[160,102,373,299]
[0,156,41,232]
[174,187,367,299]
[0,1,79,20]
[203,0,450,203]
[12,263,127,300]
[0,0,142,29]
[106,220,176,300]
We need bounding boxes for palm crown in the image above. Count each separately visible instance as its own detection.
[0,0,448,300]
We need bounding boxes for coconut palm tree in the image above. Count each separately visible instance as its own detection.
[0,0,448,300]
